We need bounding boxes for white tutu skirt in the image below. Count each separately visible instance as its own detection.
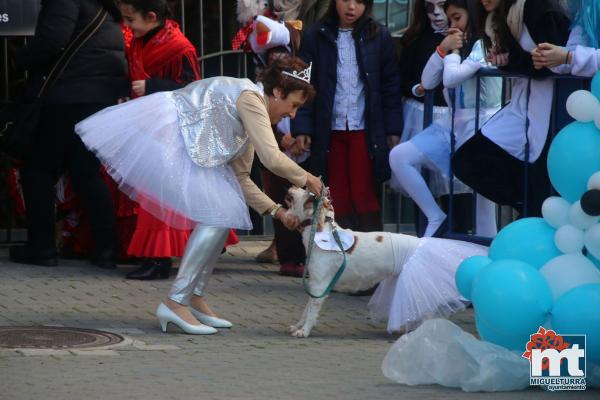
[368,238,488,333]
[75,92,252,230]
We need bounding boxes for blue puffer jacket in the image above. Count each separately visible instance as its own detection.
[291,15,403,183]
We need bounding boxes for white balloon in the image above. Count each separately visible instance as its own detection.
[588,171,600,191]
[585,224,600,260]
[540,254,600,300]
[566,90,600,121]
[554,225,585,254]
[542,196,571,229]
[569,200,599,229]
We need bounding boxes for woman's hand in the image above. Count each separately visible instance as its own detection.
[532,43,569,69]
[440,28,464,53]
[131,80,146,97]
[305,174,322,198]
[276,207,300,230]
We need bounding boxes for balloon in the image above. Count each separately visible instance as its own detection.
[588,171,600,191]
[455,255,492,300]
[540,254,600,300]
[489,218,561,269]
[592,71,600,101]
[542,196,571,229]
[585,224,600,260]
[547,121,600,202]
[566,90,600,122]
[552,284,600,364]
[581,190,600,217]
[569,200,599,229]
[474,314,527,351]
[471,259,553,351]
[554,224,584,254]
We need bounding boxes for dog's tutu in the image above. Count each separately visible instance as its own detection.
[368,237,488,333]
[75,92,252,230]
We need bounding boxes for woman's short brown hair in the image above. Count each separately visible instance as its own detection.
[258,57,316,102]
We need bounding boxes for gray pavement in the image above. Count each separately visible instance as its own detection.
[0,240,596,400]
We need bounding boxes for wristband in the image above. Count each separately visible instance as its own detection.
[436,45,447,58]
[269,203,283,218]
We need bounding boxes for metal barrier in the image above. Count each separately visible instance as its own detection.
[418,69,591,245]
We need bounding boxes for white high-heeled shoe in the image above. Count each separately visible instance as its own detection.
[156,303,218,335]
[190,308,233,328]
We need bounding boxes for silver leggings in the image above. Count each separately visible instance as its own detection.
[168,225,230,305]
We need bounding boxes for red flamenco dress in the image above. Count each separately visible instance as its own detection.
[121,22,238,279]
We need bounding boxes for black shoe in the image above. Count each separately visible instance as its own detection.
[9,245,58,267]
[126,258,172,280]
[90,250,117,269]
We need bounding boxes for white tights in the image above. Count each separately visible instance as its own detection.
[389,141,497,237]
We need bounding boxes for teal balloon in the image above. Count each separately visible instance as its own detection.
[489,218,561,269]
[552,284,600,364]
[547,121,600,202]
[475,314,528,351]
[455,255,492,300]
[472,259,553,351]
[592,71,600,100]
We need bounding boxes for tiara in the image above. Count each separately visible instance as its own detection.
[282,62,312,84]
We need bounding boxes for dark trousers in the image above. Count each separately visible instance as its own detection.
[20,103,117,254]
[453,131,551,217]
[260,165,306,265]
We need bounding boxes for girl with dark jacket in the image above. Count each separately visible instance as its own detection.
[291,0,403,232]
[9,0,128,268]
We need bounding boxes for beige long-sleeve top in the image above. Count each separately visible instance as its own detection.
[229,90,308,215]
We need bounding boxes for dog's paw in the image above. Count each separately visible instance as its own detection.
[290,327,310,338]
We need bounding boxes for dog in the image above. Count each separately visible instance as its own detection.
[284,186,414,338]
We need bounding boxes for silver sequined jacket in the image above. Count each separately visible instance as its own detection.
[172,77,263,167]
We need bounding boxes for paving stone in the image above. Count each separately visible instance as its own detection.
[0,243,597,399]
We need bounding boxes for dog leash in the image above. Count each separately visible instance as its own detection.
[302,182,347,299]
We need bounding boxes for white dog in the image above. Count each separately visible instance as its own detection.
[284,186,487,337]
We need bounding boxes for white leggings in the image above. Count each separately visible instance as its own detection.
[389,141,497,237]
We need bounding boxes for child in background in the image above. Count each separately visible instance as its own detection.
[118,0,237,280]
[452,0,570,217]
[292,0,403,233]
[398,0,449,143]
[389,0,500,238]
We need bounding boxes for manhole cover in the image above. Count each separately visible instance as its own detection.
[0,326,124,349]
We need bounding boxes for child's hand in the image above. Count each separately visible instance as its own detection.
[296,134,312,152]
[533,43,569,68]
[414,84,425,97]
[281,133,296,150]
[131,80,146,97]
[440,28,464,53]
[487,51,509,66]
[387,135,400,149]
